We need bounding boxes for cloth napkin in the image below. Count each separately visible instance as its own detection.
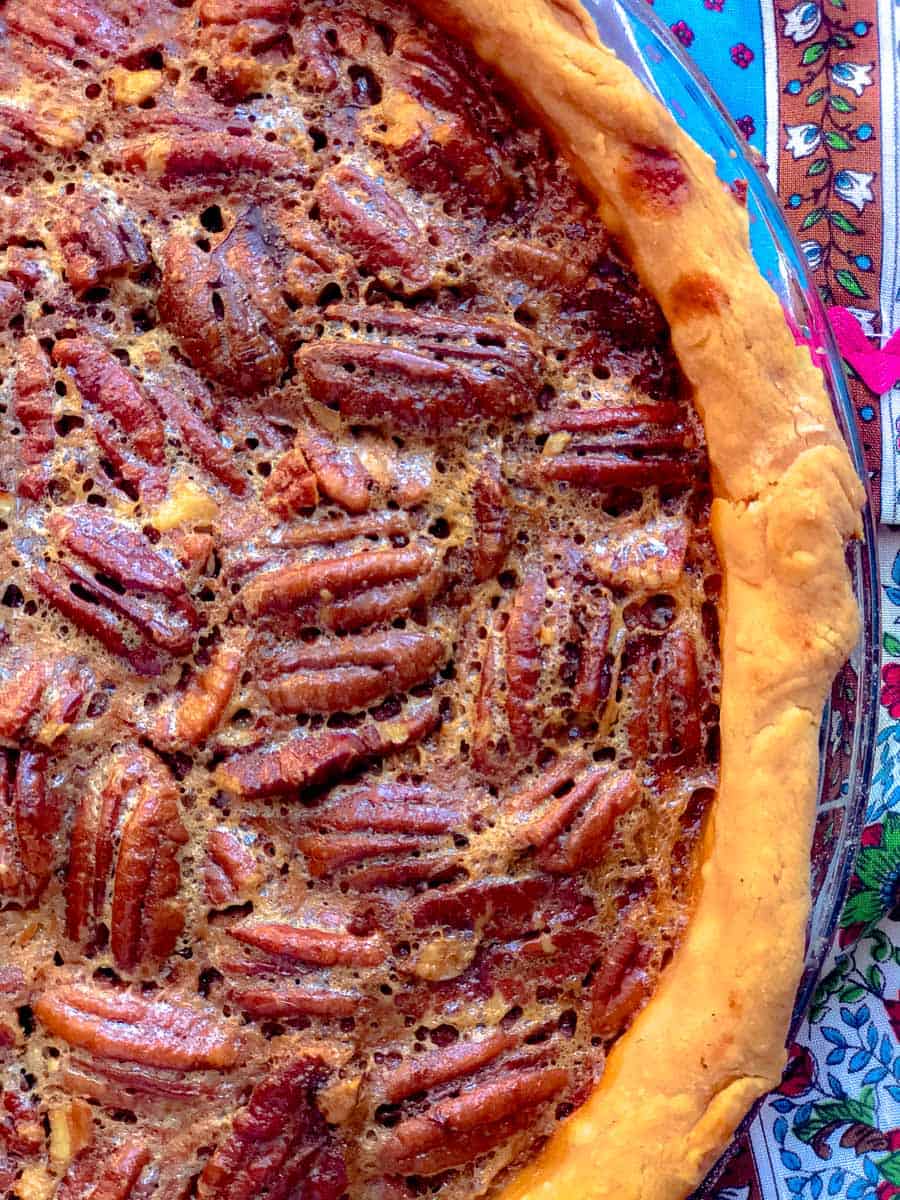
[642,0,900,1196]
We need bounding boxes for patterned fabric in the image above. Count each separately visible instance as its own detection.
[640,1,900,1196]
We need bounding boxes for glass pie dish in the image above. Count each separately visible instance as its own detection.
[582,0,881,1187]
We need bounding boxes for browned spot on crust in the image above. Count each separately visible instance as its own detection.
[621,144,689,214]
[668,273,730,322]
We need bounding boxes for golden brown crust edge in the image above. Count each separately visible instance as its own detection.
[406,2,866,1197]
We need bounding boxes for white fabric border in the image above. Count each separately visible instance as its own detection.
[877,0,900,520]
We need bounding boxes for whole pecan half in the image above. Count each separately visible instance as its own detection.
[35,985,240,1070]
[66,747,188,971]
[512,766,641,873]
[297,306,541,431]
[261,629,445,715]
[159,206,295,392]
[533,402,700,490]
[0,749,59,904]
[589,925,651,1038]
[625,629,701,763]
[372,33,512,216]
[36,506,200,675]
[14,336,55,498]
[378,1065,568,1174]
[239,541,439,631]
[314,164,437,293]
[230,921,387,967]
[53,338,166,467]
[4,0,129,59]
[472,457,513,582]
[198,1057,347,1200]
[216,699,440,798]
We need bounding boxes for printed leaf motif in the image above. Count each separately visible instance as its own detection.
[802,42,827,64]
[869,725,900,822]
[884,633,900,656]
[829,95,855,113]
[879,1153,900,1186]
[807,88,826,106]
[794,1090,875,1144]
[829,211,861,234]
[835,268,867,298]
[825,131,853,151]
[866,963,885,992]
[802,208,826,230]
[808,158,828,176]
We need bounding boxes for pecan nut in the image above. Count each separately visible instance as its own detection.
[0,750,59,903]
[159,206,295,392]
[66,748,188,971]
[297,307,541,431]
[34,985,241,1070]
[55,193,150,293]
[261,629,445,715]
[216,700,440,798]
[314,164,436,293]
[198,1057,347,1200]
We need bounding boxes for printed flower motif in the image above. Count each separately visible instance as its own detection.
[831,61,874,97]
[703,0,724,10]
[834,168,875,212]
[882,664,900,718]
[782,1,821,43]
[670,20,694,47]
[801,239,823,271]
[784,122,822,159]
[736,115,755,138]
[875,1129,900,1200]
[886,999,900,1046]
[877,1130,900,1200]
[730,42,754,68]
[829,708,844,757]
[779,1042,815,1097]
[847,306,878,337]
[841,812,900,929]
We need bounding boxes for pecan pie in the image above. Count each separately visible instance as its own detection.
[0,1,864,1198]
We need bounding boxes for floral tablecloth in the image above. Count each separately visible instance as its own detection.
[644,0,900,1195]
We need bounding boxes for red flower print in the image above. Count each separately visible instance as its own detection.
[779,1042,814,1097]
[670,20,694,46]
[862,822,884,849]
[882,663,900,717]
[878,1132,900,1199]
[886,999,900,1045]
[736,115,755,138]
[730,42,754,68]
[704,0,724,8]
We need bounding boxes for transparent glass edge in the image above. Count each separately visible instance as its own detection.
[576,0,881,1190]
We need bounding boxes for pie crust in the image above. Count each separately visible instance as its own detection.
[407,2,865,1196]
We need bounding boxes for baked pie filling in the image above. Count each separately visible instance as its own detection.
[0,2,723,1196]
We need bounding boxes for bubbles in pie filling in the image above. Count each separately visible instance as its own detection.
[0,1,720,1197]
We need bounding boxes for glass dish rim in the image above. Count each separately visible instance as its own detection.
[578,0,883,1180]
[577,0,882,1188]
[592,0,881,1001]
